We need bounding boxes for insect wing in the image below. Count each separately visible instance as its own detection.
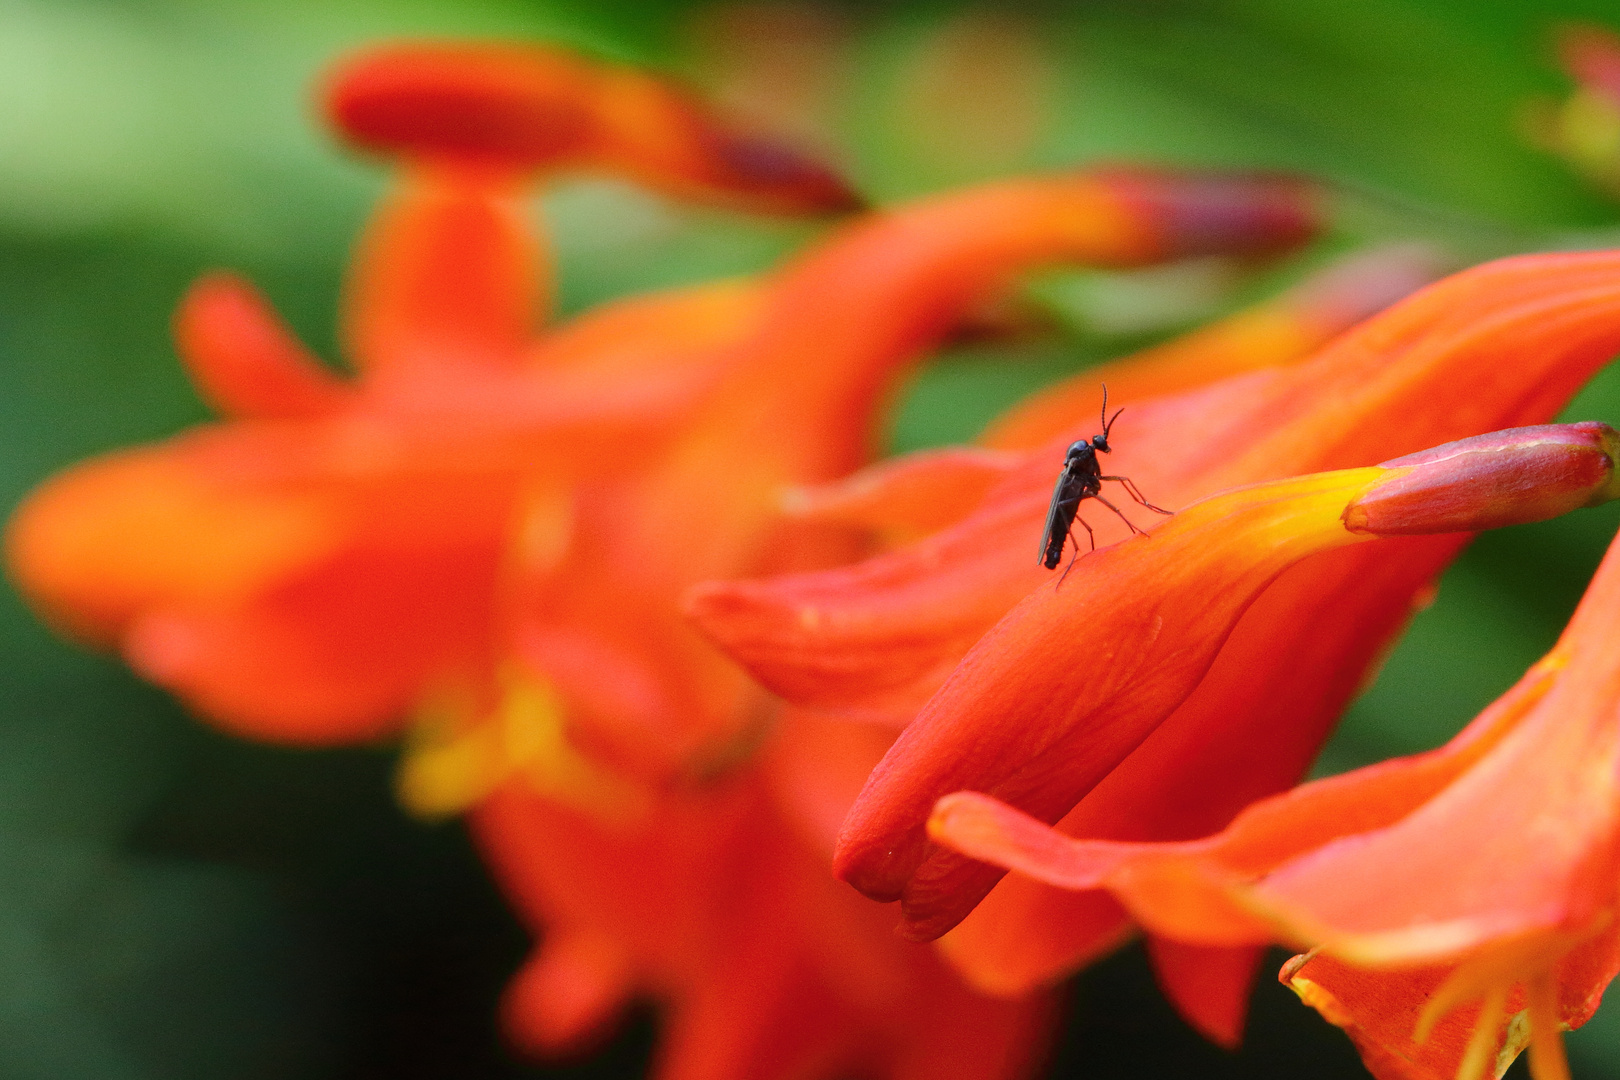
[1040,464,1075,567]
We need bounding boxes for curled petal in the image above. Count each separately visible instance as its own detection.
[325,42,859,213]
[675,170,1320,626]
[174,274,353,419]
[656,171,1319,657]
[926,651,1556,944]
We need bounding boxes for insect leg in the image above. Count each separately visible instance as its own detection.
[1058,515,1095,586]
[1092,493,1146,535]
[1102,475,1173,515]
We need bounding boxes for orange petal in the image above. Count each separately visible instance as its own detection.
[342,166,545,376]
[1279,954,1488,1080]
[173,273,353,419]
[930,522,1620,1072]
[527,279,765,376]
[5,445,342,644]
[927,651,1553,938]
[120,536,503,744]
[1217,524,1620,966]
[640,175,1315,732]
[1146,937,1262,1049]
[500,931,636,1055]
[761,708,897,858]
[1281,919,1620,1080]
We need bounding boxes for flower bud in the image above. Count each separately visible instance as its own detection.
[1343,422,1620,535]
[323,42,860,213]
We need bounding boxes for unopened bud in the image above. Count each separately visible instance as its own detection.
[1343,422,1620,536]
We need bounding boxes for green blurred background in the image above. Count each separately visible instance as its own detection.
[5,1,1620,1077]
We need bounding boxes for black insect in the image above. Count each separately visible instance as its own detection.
[1039,386,1171,579]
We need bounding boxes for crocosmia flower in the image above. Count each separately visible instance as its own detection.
[7,40,857,745]
[929,425,1620,1080]
[689,250,1620,1044]
[2,39,1325,1080]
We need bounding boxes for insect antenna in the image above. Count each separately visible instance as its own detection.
[1099,383,1124,440]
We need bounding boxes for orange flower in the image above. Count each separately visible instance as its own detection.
[6,41,854,744]
[3,40,1325,1080]
[928,433,1620,1079]
[688,250,1620,1039]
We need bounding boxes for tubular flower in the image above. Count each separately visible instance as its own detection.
[6,41,856,745]
[688,249,1620,1033]
[928,433,1620,1080]
[2,40,1326,1080]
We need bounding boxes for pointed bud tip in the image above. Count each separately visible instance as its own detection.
[699,129,865,214]
[1345,423,1620,536]
[1095,167,1321,259]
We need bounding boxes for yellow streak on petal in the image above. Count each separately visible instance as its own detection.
[397,686,501,816]
[504,676,651,826]
[396,671,650,826]
[1282,968,1354,1030]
